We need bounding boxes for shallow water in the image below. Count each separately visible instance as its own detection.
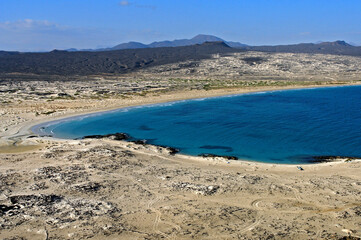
[33,86,361,164]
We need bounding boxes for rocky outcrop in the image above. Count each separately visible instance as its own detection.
[83,132,129,141]
[131,139,179,155]
[0,194,120,229]
[310,156,359,163]
[199,153,238,160]
[172,182,219,195]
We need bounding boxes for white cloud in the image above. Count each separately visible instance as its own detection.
[0,19,64,31]
[119,1,131,6]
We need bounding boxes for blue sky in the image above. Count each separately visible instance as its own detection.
[0,0,360,51]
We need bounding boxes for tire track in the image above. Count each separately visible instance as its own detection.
[238,219,261,235]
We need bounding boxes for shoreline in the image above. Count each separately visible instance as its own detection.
[1,81,361,239]
[24,81,361,137]
[4,82,360,166]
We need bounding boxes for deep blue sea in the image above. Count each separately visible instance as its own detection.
[33,86,361,164]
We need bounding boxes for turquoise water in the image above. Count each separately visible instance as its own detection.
[33,86,361,164]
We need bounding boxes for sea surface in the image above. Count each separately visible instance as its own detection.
[33,86,361,164]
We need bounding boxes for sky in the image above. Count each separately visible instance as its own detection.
[0,0,360,51]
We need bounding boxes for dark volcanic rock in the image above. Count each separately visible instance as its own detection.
[337,237,361,240]
[1,194,121,229]
[131,139,148,145]
[0,42,238,75]
[83,132,129,141]
[199,153,238,160]
[165,147,179,155]
[10,194,63,207]
[131,140,179,155]
[72,182,102,193]
[27,135,38,138]
[0,204,21,215]
[310,156,358,163]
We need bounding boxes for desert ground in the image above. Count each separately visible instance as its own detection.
[1,51,361,239]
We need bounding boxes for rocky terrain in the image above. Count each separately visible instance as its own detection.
[0,42,238,75]
[0,138,360,239]
[244,40,361,57]
[0,50,361,239]
[137,51,361,82]
[1,39,361,77]
[1,50,360,136]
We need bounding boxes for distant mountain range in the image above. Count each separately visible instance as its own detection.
[67,34,248,51]
[2,34,360,56]
[64,34,361,54]
[245,40,361,56]
[54,36,361,58]
[1,37,360,76]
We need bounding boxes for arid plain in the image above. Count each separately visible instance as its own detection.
[1,51,361,239]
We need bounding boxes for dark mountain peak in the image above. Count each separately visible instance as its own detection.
[63,34,246,51]
[111,41,148,50]
[319,40,351,47]
[148,40,174,48]
[50,49,67,53]
[147,35,229,48]
[191,34,224,42]
[335,40,351,46]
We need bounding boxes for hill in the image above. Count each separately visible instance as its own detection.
[146,34,225,48]
[244,41,361,56]
[0,42,239,75]
[69,34,248,51]
[108,34,248,50]
[111,42,149,50]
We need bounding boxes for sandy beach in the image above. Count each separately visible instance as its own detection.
[1,82,361,239]
[4,81,361,141]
